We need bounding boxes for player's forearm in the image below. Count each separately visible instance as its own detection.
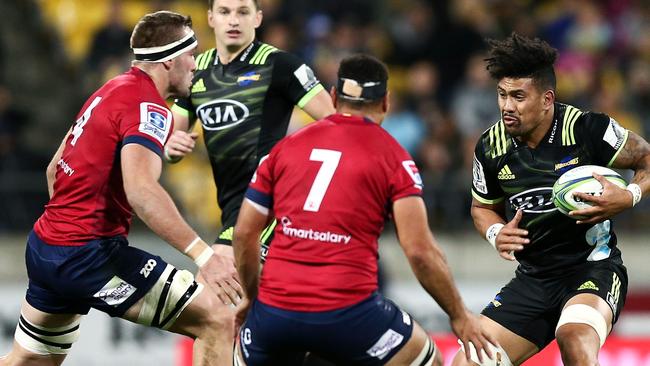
[127,181,198,253]
[405,235,467,320]
[471,204,505,238]
[232,230,261,300]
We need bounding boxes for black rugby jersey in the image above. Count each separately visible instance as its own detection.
[172,41,324,226]
[472,103,629,275]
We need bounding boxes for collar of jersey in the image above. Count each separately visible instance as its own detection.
[329,113,376,125]
[214,40,259,66]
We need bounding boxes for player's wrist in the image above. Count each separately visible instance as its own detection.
[485,223,504,249]
[183,237,214,267]
[626,183,642,207]
[163,145,182,164]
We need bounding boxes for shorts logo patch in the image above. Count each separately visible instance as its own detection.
[401,310,411,326]
[93,276,137,307]
[139,102,171,145]
[607,273,621,313]
[487,294,502,309]
[366,329,404,360]
[577,280,599,291]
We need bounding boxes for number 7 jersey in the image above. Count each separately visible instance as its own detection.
[245,113,423,312]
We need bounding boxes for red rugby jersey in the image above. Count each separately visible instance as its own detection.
[34,67,173,245]
[246,113,423,311]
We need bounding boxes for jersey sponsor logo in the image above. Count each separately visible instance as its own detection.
[497,164,515,180]
[509,187,556,213]
[219,227,234,241]
[472,155,488,194]
[293,64,319,91]
[139,102,171,145]
[402,160,423,189]
[57,158,75,176]
[555,157,579,172]
[196,99,250,131]
[191,78,206,93]
[280,216,351,244]
[93,276,137,306]
[237,72,261,86]
[366,329,404,360]
[603,117,626,150]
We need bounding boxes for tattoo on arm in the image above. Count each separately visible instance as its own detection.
[613,132,650,184]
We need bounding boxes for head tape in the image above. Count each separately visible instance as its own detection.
[132,30,197,63]
[336,78,387,102]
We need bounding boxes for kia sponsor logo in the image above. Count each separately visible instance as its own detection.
[509,187,556,213]
[196,99,250,130]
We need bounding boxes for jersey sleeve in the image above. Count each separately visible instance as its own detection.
[471,139,504,204]
[120,100,173,157]
[574,112,629,167]
[389,148,423,202]
[245,152,275,211]
[171,96,196,123]
[271,52,325,109]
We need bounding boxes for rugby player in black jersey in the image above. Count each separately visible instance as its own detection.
[452,33,650,366]
[167,0,334,305]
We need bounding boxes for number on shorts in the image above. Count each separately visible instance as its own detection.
[140,259,157,278]
[303,149,341,212]
[70,96,102,146]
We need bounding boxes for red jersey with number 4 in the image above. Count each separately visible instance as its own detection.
[34,67,173,245]
[245,113,423,311]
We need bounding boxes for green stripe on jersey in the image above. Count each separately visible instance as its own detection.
[562,105,583,145]
[472,190,504,205]
[171,104,189,117]
[297,84,324,108]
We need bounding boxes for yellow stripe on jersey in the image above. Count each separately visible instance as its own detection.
[488,120,507,158]
[562,105,583,145]
[171,104,189,117]
[250,44,277,65]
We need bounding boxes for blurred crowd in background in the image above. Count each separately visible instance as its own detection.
[1,0,649,235]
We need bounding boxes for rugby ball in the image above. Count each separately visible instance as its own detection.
[552,165,627,218]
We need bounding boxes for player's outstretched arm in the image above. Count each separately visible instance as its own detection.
[573,131,650,223]
[121,143,242,304]
[232,199,270,328]
[165,111,199,163]
[45,127,72,198]
[471,200,529,261]
[393,196,497,363]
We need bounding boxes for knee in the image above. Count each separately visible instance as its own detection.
[556,325,599,365]
[197,301,235,337]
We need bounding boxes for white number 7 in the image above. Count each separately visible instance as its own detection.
[303,149,341,212]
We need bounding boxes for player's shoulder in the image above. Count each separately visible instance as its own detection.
[476,119,510,159]
[194,47,216,72]
[100,69,163,107]
[557,102,610,144]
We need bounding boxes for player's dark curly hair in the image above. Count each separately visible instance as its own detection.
[485,32,558,91]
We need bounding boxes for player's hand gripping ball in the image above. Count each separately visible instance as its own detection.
[552,165,627,219]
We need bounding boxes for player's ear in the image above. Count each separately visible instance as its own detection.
[162,59,174,71]
[207,9,215,28]
[254,9,263,28]
[330,86,338,108]
[543,89,555,111]
[382,91,390,113]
